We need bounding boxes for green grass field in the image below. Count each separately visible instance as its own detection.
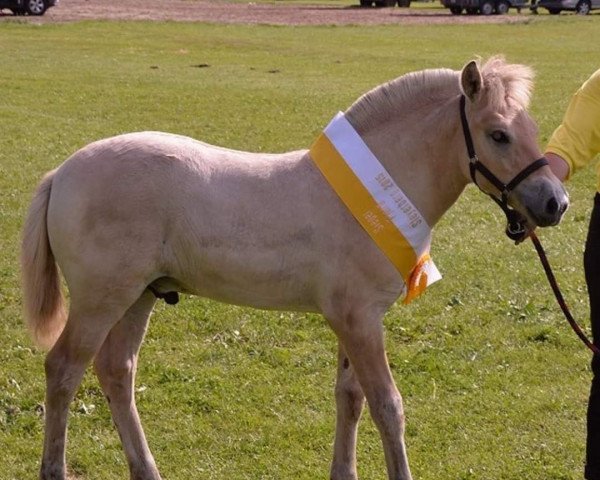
[1,13,599,480]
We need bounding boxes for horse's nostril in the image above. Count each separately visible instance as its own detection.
[546,197,559,216]
[559,200,568,215]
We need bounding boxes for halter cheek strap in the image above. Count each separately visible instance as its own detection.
[459,95,549,240]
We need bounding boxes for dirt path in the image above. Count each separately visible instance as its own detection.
[0,0,530,25]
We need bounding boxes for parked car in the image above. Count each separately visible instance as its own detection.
[0,0,57,15]
[538,0,600,13]
[441,0,527,13]
[360,0,411,6]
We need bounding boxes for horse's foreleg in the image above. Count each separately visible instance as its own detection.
[40,304,127,480]
[330,342,365,480]
[93,291,161,480]
[331,312,412,480]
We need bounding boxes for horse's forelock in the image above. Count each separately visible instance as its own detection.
[480,56,534,112]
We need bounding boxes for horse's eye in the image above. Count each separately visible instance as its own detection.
[490,130,509,144]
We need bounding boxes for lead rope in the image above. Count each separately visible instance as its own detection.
[530,231,600,355]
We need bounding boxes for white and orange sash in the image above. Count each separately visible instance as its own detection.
[310,112,441,303]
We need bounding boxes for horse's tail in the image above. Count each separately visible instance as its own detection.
[21,169,66,349]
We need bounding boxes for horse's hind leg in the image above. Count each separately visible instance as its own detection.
[40,296,137,480]
[93,290,160,480]
[330,342,365,480]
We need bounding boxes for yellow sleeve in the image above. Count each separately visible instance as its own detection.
[546,69,600,179]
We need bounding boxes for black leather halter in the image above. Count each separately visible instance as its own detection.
[459,95,549,241]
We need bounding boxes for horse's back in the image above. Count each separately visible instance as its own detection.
[51,130,307,212]
[56,131,300,180]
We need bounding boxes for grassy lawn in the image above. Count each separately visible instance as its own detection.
[1,16,599,480]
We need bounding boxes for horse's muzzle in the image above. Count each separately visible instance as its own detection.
[521,181,569,228]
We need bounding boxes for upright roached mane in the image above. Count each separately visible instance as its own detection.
[347,56,534,136]
[21,57,567,480]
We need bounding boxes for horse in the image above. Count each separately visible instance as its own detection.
[21,56,568,480]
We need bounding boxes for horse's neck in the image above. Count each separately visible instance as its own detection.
[351,96,469,228]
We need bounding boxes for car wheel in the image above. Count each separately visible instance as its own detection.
[26,0,47,15]
[480,0,494,14]
[450,5,463,13]
[495,0,510,13]
[575,0,591,13]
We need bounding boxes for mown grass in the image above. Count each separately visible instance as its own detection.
[0,15,599,480]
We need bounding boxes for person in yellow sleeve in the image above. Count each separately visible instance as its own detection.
[546,68,600,480]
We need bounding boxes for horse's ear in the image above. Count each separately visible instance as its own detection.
[460,60,483,102]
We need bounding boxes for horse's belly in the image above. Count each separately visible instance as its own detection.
[162,181,323,311]
[170,250,320,312]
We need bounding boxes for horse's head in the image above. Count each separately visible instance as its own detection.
[459,57,568,234]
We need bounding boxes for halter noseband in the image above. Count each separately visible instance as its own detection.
[459,95,548,241]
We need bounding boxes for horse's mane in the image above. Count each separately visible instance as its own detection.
[346,56,534,133]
